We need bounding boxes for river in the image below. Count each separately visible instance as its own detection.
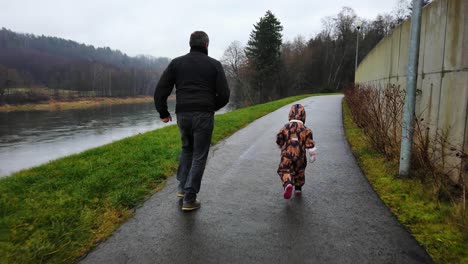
[0,101,229,177]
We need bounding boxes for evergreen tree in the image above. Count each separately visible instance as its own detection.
[245,10,283,102]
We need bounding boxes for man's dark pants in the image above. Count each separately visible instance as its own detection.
[176,112,214,203]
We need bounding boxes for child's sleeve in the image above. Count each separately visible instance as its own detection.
[305,128,315,149]
[276,128,286,148]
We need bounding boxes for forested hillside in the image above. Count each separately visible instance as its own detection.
[0,28,169,104]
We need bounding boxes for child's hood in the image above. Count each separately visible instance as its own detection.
[288,104,306,123]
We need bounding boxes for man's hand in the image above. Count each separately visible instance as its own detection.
[161,115,172,123]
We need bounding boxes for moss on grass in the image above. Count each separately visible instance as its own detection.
[342,101,468,264]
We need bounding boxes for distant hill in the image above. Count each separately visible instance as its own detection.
[0,28,170,103]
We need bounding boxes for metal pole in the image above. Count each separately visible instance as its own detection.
[399,0,423,177]
[355,26,360,74]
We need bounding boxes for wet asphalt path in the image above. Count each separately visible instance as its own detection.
[81,95,432,264]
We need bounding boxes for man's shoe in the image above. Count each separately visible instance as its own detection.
[182,200,201,211]
[283,183,293,199]
[177,191,185,198]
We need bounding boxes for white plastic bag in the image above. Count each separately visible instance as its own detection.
[308,147,317,163]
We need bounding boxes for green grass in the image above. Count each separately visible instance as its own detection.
[0,94,312,263]
[0,97,155,112]
[342,101,468,264]
[4,88,31,93]
[7,87,86,96]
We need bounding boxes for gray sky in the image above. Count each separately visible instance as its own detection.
[1,0,400,60]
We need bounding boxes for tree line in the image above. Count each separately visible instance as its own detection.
[0,28,169,104]
[222,1,431,106]
[1,0,430,106]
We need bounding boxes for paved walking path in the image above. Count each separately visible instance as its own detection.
[81,95,432,264]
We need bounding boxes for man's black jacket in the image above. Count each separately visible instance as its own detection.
[154,47,230,119]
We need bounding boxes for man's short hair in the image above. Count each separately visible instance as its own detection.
[189,31,209,47]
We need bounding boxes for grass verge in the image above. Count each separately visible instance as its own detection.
[342,100,468,264]
[0,96,156,112]
[0,94,312,263]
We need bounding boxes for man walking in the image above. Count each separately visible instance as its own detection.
[154,31,230,211]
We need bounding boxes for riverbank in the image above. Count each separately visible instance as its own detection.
[0,94,312,263]
[342,101,468,264]
[0,96,160,112]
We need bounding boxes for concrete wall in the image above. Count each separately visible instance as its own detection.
[355,0,468,185]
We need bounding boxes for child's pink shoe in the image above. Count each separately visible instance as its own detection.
[295,186,302,196]
[283,183,293,199]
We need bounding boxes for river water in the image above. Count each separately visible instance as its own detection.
[0,101,196,177]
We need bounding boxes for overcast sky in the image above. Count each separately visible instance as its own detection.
[1,0,400,60]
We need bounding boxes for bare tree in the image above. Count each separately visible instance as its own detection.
[221,41,254,105]
[221,41,246,82]
[393,0,432,23]
[0,65,8,104]
[393,0,411,23]
[329,7,358,90]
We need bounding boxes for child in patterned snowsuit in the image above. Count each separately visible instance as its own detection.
[276,104,315,199]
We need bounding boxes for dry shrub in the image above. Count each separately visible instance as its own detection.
[345,84,466,207]
[345,83,404,158]
[412,122,465,204]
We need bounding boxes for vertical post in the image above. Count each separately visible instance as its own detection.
[399,0,423,177]
[355,26,361,74]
